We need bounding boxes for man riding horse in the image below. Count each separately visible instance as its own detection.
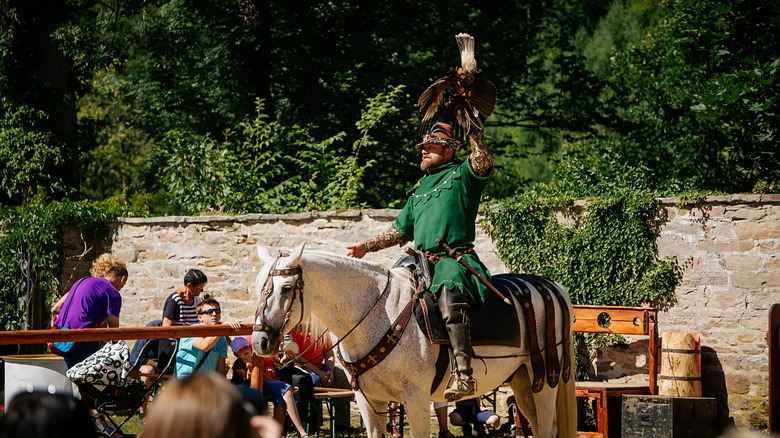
[346,120,494,401]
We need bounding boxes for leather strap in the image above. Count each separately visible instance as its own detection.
[342,294,417,390]
[537,275,572,383]
[57,277,88,329]
[520,274,561,388]
[507,278,546,393]
[430,345,450,395]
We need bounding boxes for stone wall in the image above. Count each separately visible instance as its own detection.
[59,194,780,430]
[654,194,780,430]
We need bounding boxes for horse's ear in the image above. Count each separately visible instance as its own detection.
[257,245,274,265]
[290,243,305,266]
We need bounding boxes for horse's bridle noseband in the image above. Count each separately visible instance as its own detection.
[254,253,305,336]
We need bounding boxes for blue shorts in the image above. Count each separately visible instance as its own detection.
[262,379,292,407]
[452,402,495,425]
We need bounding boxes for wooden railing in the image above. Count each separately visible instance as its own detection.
[0,324,255,345]
[0,323,265,391]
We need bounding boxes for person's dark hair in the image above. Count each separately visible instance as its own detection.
[0,391,96,438]
[107,265,129,278]
[197,297,221,314]
[184,269,207,286]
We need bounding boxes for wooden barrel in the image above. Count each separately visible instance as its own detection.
[659,331,702,396]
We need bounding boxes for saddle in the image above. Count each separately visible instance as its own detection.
[394,252,572,393]
[393,251,522,347]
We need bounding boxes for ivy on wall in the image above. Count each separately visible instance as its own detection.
[484,159,689,307]
[0,193,147,331]
[484,158,697,386]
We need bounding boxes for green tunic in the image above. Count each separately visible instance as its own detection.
[392,159,492,307]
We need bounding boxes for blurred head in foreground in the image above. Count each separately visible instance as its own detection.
[139,371,260,438]
[0,391,96,438]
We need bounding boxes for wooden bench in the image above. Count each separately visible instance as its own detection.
[572,305,658,438]
[314,387,355,438]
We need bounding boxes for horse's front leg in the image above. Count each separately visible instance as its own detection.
[354,392,386,438]
[402,398,433,438]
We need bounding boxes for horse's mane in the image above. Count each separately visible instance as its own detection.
[301,248,413,286]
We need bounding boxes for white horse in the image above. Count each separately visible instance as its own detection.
[251,244,576,438]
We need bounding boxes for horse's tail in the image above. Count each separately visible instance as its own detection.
[556,360,577,438]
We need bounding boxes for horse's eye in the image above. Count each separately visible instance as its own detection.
[282,285,292,294]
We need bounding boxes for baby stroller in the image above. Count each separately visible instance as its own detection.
[66,338,178,437]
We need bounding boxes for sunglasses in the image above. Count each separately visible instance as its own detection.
[199,308,221,315]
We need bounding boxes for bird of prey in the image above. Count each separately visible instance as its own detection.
[417,33,497,140]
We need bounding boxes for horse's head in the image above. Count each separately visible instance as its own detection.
[251,243,309,356]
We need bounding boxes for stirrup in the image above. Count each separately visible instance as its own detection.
[443,374,476,402]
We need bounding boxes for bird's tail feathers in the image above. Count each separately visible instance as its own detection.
[455,33,476,72]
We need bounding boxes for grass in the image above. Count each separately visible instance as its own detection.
[110,406,517,438]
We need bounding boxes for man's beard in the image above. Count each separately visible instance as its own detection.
[420,157,441,171]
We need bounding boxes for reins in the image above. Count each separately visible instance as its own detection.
[257,258,402,418]
[300,270,393,367]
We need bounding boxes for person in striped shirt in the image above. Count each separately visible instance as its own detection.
[162,269,207,326]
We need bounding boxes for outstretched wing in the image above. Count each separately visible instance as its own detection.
[418,68,457,138]
[417,33,497,140]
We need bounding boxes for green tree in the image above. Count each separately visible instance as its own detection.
[569,0,779,193]
[156,87,400,215]
[0,0,81,202]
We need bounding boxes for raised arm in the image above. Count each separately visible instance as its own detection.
[468,130,493,177]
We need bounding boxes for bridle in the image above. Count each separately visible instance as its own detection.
[254,253,306,336]
[252,252,403,417]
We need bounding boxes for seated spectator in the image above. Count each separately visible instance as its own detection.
[50,253,128,368]
[163,269,208,327]
[132,269,207,369]
[139,371,279,438]
[449,397,500,438]
[285,320,351,430]
[175,297,241,378]
[231,337,309,438]
[133,268,208,421]
[0,391,97,438]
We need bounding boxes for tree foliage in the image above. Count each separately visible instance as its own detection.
[1,0,777,208]
[569,0,779,193]
[0,194,147,331]
[154,87,400,215]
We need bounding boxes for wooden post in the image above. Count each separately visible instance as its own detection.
[250,353,264,390]
[659,331,702,397]
[769,304,780,433]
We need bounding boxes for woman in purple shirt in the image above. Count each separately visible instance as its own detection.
[51,253,129,368]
